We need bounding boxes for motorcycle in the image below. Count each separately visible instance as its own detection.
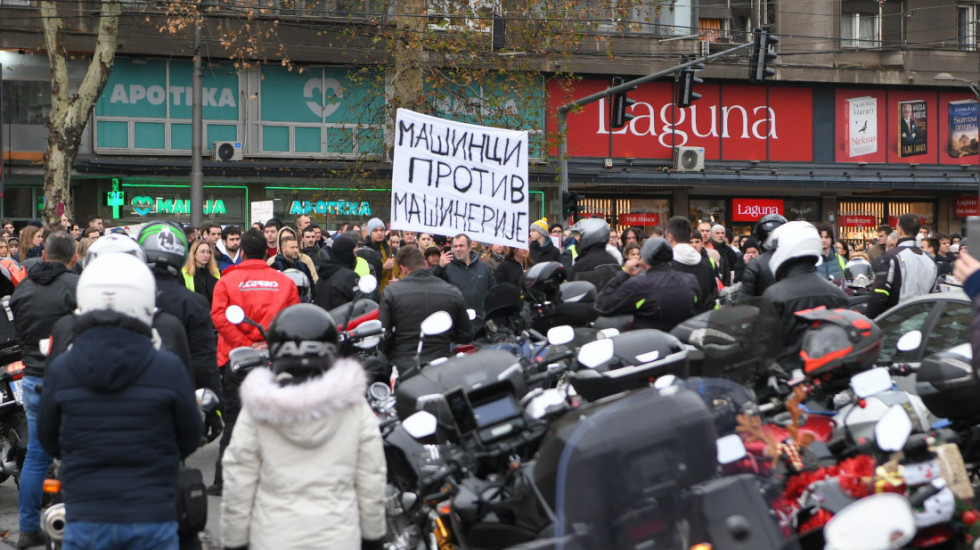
[0,340,27,485]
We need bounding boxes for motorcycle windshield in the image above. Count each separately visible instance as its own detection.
[533,386,718,549]
[672,297,783,386]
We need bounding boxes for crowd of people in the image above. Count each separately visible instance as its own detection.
[0,208,959,549]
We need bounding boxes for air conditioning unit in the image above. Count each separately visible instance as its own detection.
[212,141,243,161]
[673,146,705,172]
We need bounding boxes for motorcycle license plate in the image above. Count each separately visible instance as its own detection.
[10,380,22,406]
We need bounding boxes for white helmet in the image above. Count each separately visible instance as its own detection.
[77,254,156,328]
[83,233,146,269]
[768,221,821,279]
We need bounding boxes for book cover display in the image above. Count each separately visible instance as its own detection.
[947,99,979,158]
[898,100,928,158]
[844,96,878,158]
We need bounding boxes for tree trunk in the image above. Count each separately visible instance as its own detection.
[40,0,121,226]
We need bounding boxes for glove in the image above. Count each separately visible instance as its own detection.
[204,410,224,444]
[362,538,385,550]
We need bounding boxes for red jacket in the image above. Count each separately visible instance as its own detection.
[211,259,299,366]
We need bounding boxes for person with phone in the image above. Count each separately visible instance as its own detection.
[865,213,937,318]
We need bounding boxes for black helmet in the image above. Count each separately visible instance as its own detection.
[268,304,339,382]
[573,218,610,253]
[522,261,566,306]
[797,308,881,379]
[282,268,312,303]
[137,220,188,273]
[639,237,672,265]
[752,214,787,251]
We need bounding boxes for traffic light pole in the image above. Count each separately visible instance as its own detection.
[556,40,757,200]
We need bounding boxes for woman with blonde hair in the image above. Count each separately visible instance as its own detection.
[182,240,221,304]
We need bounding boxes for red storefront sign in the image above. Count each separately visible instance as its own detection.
[839,215,878,227]
[618,212,660,226]
[730,198,784,222]
[547,80,814,162]
[887,215,927,227]
[956,196,979,217]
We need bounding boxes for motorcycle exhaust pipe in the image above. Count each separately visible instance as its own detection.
[41,503,66,543]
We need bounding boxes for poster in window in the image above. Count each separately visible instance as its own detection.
[947,99,978,158]
[834,89,886,163]
[898,99,928,158]
[844,96,878,158]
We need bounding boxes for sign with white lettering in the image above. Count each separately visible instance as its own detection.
[288,200,372,216]
[730,198,785,222]
[390,109,529,249]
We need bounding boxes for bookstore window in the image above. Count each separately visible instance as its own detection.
[959,4,978,51]
[841,4,880,49]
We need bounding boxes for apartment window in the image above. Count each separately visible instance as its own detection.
[841,10,880,48]
[700,18,726,42]
[959,4,977,50]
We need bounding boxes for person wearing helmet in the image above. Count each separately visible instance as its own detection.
[568,218,619,290]
[739,213,786,297]
[665,216,717,313]
[209,229,300,495]
[866,213,937,318]
[596,237,700,331]
[762,221,848,348]
[314,235,361,310]
[37,254,202,550]
[220,304,385,550]
[844,256,875,290]
[281,268,313,303]
[9,231,78,548]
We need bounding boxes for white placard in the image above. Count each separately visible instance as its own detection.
[250,200,274,226]
[390,108,529,249]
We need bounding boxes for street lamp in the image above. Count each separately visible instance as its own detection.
[935,72,980,208]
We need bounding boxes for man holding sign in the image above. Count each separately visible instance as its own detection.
[389,109,529,254]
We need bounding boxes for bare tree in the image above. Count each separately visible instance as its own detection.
[40,0,122,224]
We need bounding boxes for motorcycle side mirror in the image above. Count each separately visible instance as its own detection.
[823,493,915,550]
[195,388,220,414]
[897,330,922,353]
[850,367,892,398]
[653,374,677,389]
[547,325,575,346]
[875,404,913,452]
[420,311,453,337]
[357,275,378,295]
[402,411,438,440]
[367,381,392,401]
[225,305,246,325]
[716,433,748,465]
[466,309,476,321]
[578,339,614,369]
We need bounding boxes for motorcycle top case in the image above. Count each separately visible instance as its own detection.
[916,343,980,422]
[395,349,527,419]
[533,387,717,530]
[567,329,689,401]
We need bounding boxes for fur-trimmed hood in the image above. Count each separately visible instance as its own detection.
[239,358,367,447]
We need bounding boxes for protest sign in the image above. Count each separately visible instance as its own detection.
[390,108,529,249]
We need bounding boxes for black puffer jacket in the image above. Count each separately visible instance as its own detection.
[379,269,473,369]
[596,267,700,331]
[739,250,777,297]
[153,271,221,395]
[10,262,78,378]
[38,311,202,524]
[569,245,620,290]
[762,259,850,348]
[494,258,524,286]
[314,260,359,311]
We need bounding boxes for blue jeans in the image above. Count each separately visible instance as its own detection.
[64,521,178,550]
[18,375,53,533]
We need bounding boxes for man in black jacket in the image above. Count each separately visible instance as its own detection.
[38,254,202,549]
[314,236,360,311]
[665,216,717,313]
[11,230,78,548]
[380,247,473,371]
[568,219,620,290]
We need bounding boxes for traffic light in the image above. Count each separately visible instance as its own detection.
[676,66,703,108]
[562,191,580,221]
[610,76,636,129]
[749,28,778,82]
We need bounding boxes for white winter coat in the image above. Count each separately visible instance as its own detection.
[220,359,386,549]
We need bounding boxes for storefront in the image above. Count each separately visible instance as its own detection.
[577,196,671,232]
[96,179,250,226]
[837,199,935,249]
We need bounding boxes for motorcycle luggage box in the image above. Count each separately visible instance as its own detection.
[559,281,596,304]
[689,474,791,550]
[568,329,688,401]
[533,387,716,524]
[916,344,980,422]
[395,350,526,419]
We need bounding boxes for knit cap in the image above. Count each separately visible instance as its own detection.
[530,217,549,237]
[366,218,386,234]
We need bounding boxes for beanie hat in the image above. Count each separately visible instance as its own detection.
[530,218,549,237]
[366,218,386,234]
[742,237,760,253]
[332,236,357,268]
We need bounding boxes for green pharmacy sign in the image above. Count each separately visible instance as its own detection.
[131,196,227,216]
[289,200,372,216]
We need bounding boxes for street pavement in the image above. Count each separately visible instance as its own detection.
[0,438,222,549]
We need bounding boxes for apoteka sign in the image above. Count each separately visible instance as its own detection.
[730,198,784,222]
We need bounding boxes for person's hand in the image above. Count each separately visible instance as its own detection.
[439,251,453,268]
[204,411,224,444]
[383,258,395,270]
[623,259,642,276]
[954,251,980,282]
